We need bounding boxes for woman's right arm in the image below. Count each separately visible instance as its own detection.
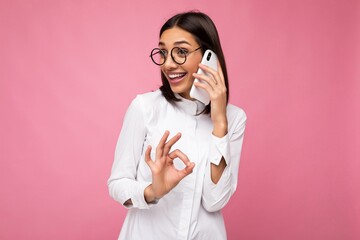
[108,95,195,209]
[107,96,152,209]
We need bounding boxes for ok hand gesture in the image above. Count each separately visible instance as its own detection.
[144,131,195,203]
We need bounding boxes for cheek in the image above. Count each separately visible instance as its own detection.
[160,68,167,76]
[190,65,199,73]
[185,61,200,74]
[188,56,202,72]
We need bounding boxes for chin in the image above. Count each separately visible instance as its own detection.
[166,74,194,98]
[170,86,192,99]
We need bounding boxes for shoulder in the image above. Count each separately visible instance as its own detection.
[226,103,247,130]
[227,103,246,121]
[134,89,164,106]
[129,89,163,109]
[128,89,166,119]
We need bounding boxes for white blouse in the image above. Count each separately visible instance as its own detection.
[108,90,246,240]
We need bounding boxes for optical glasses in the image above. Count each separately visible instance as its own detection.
[150,46,202,66]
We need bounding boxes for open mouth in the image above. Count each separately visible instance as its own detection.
[167,72,187,83]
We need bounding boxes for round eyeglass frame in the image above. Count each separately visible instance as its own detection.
[150,46,202,66]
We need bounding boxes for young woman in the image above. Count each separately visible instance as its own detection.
[108,11,247,240]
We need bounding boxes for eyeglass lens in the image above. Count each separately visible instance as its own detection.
[150,48,165,65]
[150,47,188,65]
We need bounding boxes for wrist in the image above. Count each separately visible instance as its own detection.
[212,120,228,138]
[144,185,156,203]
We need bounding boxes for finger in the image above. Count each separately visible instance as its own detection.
[168,149,190,164]
[184,162,196,175]
[156,130,170,159]
[193,72,217,90]
[163,132,181,156]
[145,145,154,168]
[198,63,221,86]
[178,162,196,179]
[193,79,214,95]
[216,61,225,85]
[168,149,195,178]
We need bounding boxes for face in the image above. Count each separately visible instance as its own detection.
[159,27,202,99]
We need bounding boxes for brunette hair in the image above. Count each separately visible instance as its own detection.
[159,11,229,114]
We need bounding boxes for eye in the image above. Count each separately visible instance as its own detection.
[159,49,168,57]
[177,48,189,57]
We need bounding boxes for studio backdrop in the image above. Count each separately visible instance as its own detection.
[0,0,359,239]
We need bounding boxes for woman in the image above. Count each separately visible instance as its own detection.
[108,11,247,240]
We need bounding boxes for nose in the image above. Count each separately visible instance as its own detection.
[163,54,178,69]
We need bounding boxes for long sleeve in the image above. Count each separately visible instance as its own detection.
[201,109,247,212]
[107,96,152,209]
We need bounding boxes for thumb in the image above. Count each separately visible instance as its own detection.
[178,162,195,178]
[144,145,154,168]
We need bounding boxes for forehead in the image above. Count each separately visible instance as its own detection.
[159,27,198,46]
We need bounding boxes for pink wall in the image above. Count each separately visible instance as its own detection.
[1,0,359,239]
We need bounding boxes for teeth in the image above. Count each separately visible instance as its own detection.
[168,73,185,79]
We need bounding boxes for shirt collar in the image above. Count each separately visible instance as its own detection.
[174,93,206,115]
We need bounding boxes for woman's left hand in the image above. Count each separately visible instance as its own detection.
[192,61,228,137]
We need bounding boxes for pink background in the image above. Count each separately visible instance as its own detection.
[1,0,359,239]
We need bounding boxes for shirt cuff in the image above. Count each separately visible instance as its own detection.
[129,181,153,209]
[209,133,230,166]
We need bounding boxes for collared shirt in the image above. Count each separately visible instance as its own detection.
[108,90,246,240]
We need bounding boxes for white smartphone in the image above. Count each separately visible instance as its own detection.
[190,49,218,105]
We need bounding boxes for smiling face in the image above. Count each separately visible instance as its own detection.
[159,27,203,99]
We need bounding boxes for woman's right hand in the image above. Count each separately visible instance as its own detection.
[144,130,195,203]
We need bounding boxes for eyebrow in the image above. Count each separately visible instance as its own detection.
[158,40,193,46]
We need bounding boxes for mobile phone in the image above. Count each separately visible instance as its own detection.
[189,49,218,105]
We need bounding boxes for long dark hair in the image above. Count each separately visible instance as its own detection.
[159,11,229,114]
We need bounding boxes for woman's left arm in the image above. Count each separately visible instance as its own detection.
[201,114,246,212]
[193,63,247,212]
